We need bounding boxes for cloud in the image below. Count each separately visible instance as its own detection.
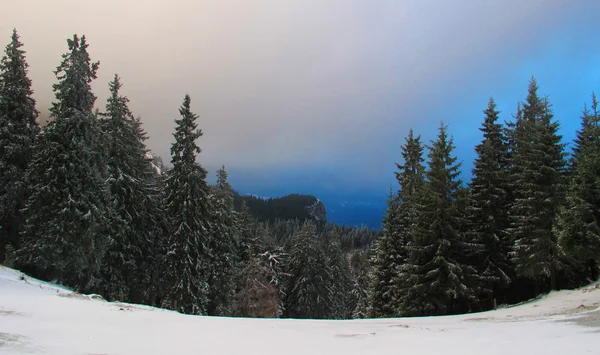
[1,0,597,192]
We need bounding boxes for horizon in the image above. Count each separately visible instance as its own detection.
[2,1,600,228]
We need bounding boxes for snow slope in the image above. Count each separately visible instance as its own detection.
[1,266,599,355]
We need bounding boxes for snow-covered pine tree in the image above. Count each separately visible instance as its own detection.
[284,219,333,319]
[161,94,211,315]
[98,74,163,303]
[233,253,281,318]
[555,94,600,282]
[398,123,474,316]
[235,201,261,263]
[369,189,400,317]
[509,78,566,293]
[467,98,512,304]
[0,29,39,263]
[370,129,425,317]
[324,227,354,319]
[16,35,111,292]
[206,166,237,316]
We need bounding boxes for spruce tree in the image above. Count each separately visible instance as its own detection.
[98,74,162,303]
[555,94,600,281]
[0,29,39,262]
[161,94,211,315]
[325,228,354,318]
[284,220,332,318]
[16,35,110,292]
[370,129,425,317]
[398,123,474,316]
[206,166,237,315]
[509,78,566,293]
[468,98,512,302]
[369,191,400,317]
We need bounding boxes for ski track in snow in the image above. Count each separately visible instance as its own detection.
[1,266,599,355]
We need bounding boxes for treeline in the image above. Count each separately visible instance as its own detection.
[233,193,322,223]
[0,30,377,318]
[370,81,600,317]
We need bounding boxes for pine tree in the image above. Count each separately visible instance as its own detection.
[234,243,287,318]
[369,191,400,317]
[0,29,39,263]
[509,78,566,293]
[284,220,332,318]
[16,35,110,292]
[98,74,162,303]
[233,254,281,317]
[398,123,474,316]
[370,129,425,317]
[161,94,211,315]
[206,166,237,315]
[467,98,512,302]
[324,228,354,318]
[555,94,600,282]
[235,201,261,263]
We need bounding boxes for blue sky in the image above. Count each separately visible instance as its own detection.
[2,1,600,228]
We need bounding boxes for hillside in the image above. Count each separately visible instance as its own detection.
[233,192,327,223]
[1,266,599,355]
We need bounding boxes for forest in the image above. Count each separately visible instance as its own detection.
[1,29,599,319]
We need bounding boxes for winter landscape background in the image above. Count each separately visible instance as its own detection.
[2,1,600,353]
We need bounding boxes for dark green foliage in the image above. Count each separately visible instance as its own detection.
[16,34,111,292]
[283,220,332,319]
[369,192,401,317]
[348,249,372,318]
[509,78,566,292]
[398,123,474,316]
[371,129,425,317]
[207,166,237,315]
[233,252,282,318]
[161,95,211,315]
[98,74,163,303]
[555,94,600,282]
[235,201,262,263]
[0,29,39,262]
[324,228,354,318]
[234,193,323,223]
[467,98,513,300]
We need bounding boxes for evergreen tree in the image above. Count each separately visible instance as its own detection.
[284,220,332,319]
[0,29,39,262]
[16,35,110,292]
[370,129,425,317]
[467,98,512,302]
[369,191,400,317]
[98,74,162,303]
[555,94,600,282]
[398,123,474,316]
[234,245,287,318]
[324,228,354,318]
[235,201,261,263]
[206,166,237,315]
[161,94,211,315]
[509,78,566,293]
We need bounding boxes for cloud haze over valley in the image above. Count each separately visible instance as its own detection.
[2,0,599,227]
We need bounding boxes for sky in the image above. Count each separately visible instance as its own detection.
[2,1,600,228]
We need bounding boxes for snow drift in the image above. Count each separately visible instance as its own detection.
[0,266,599,355]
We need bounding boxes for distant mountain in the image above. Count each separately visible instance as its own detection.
[233,192,326,223]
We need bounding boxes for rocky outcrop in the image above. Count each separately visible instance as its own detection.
[306,198,327,222]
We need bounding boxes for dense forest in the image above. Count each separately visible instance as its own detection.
[233,193,326,223]
[1,30,599,319]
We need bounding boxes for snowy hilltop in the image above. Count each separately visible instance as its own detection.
[1,266,599,355]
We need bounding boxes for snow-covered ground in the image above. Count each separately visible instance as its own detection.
[1,266,599,355]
